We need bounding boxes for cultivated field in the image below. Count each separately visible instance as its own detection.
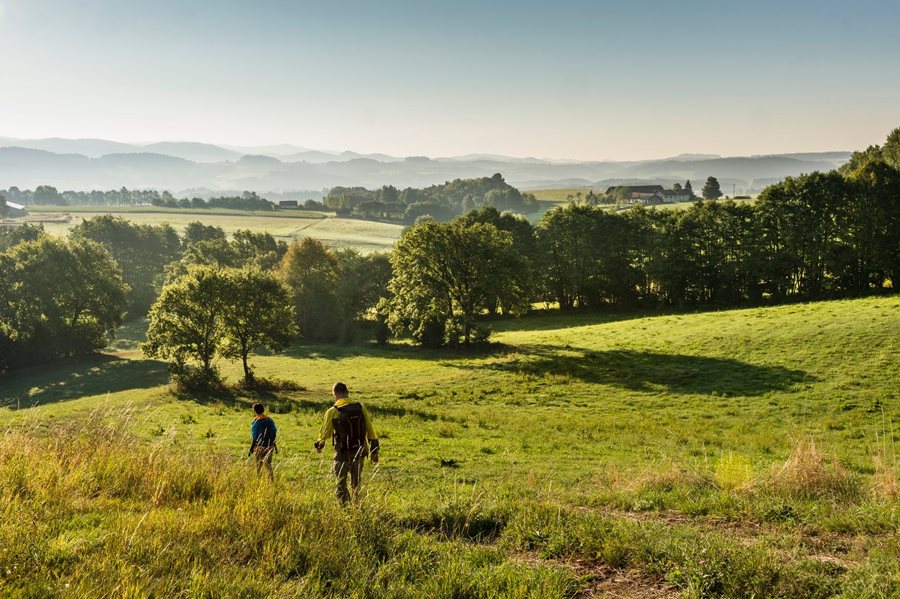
[23,206,405,253]
[1,296,897,597]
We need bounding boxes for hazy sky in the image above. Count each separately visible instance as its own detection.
[0,0,898,160]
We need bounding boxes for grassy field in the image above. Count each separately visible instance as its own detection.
[526,188,605,202]
[22,206,405,253]
[525,189,756,213]
[1,296,898,597]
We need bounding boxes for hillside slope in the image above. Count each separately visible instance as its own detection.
[1,296,897,597]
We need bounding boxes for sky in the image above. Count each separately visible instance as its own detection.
[0,0,898,161]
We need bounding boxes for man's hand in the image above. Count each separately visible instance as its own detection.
[314,440,325,453]
[369,439,380,464]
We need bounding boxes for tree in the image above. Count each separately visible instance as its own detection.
[231,230,287,270]
[841,159,900,291]
[536,204,646,309]
[0,223,44,253]
[455,206,536,314]
[839,145,883,176]
[334,249,393,342]
[536,204,601,309]
[219,269,296,384]
[657,201,763,306]
[183,222,226,247]
[684,180,695,198]
[33,185,63,205]
[0,194,8,219]
[701,177,722,200]
[883,127,900,170]
[756,171,848,298]
[71,215,182,313]
[384,220,525,346]
[144,266,229,383]
[1,237,128,365]
[279,238,340,342]
[673,183,682,191]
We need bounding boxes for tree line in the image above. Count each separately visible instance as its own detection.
[0,218,390,378]
[1,186,277,211]
[324,173,539,223]
[379,129,899,346]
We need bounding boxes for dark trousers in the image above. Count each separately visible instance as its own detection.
[333,448,364,503]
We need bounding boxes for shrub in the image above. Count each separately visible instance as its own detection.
[169,362,224,393]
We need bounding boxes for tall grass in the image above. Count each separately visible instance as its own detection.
[0,420,575,598]
[2,417,897,598]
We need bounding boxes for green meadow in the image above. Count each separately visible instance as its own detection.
[1,295,897,597]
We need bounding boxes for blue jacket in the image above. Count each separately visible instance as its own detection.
[250,415,277,453]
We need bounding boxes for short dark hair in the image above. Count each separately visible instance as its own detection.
[333,382,348,395]
[252,402,264,414]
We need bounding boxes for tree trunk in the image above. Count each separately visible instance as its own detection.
[241,339,253,385]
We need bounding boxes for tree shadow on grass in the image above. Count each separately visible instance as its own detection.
[280,340,509,362]
[0,354,169,410]
[487,308,679,334]
[173,386,458,422]
[480,347,816,396]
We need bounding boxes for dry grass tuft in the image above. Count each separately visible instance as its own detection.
[606,459,714,494]
[768,438,860,501]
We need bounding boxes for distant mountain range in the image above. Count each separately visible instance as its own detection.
[0,137,852,196]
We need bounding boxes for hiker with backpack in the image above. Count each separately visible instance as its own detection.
[249,402,277,480]
[314,382,380,503]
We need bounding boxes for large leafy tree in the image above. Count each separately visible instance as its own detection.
[1,236,128,365]
[168,230,286,282]
[756,171,848,298]
[71,215,181,313]
[279,238,340,342]
[656,201,763,306]
[219,268,297,384]
[536,204,602,309]
[334,249,393,341]
[144,266,229,380]
[183,222,226,247]
[841,159,900,291]
[537,204,649,309]
[231,230,288,270]
[455,206,537,314]
[384,219,525,346]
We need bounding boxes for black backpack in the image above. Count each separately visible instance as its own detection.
[332,403,365,452]
[256,418,277,447]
